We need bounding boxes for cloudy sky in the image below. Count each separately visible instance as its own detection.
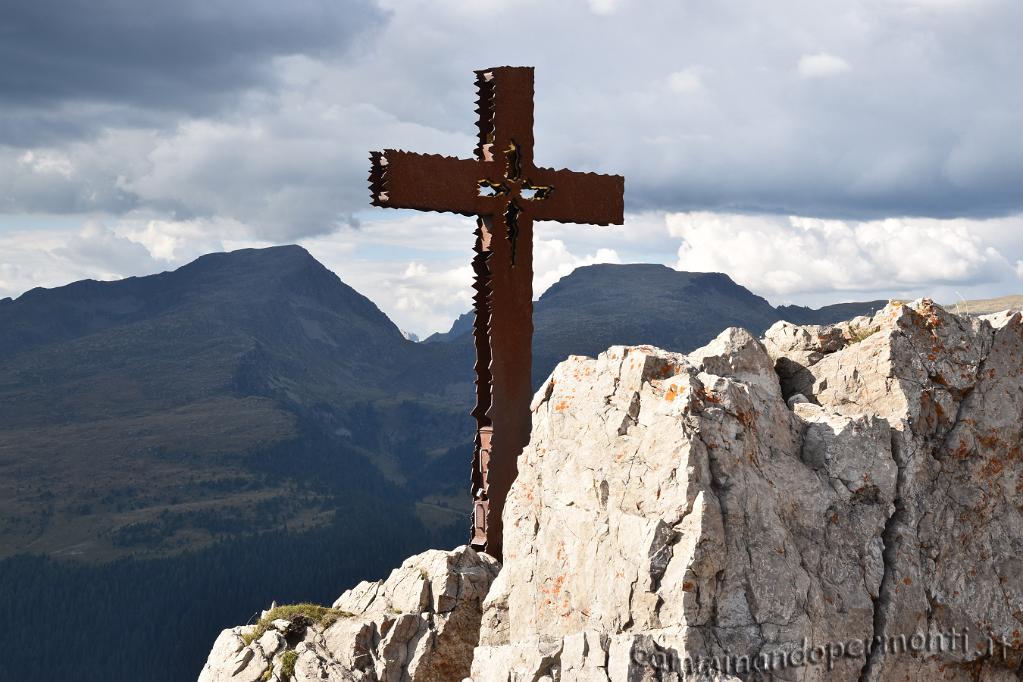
[2,0,1021,336]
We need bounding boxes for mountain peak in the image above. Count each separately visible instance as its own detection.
[186,244,316,269]
[539,263,741,304]
[176,244,329,288]
[571,262,674,275]
[0,244,403,357]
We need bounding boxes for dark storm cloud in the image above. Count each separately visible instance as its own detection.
[1,0,1022,238]
[0,0,385,144]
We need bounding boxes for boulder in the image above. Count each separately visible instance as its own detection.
[197,546,499,682]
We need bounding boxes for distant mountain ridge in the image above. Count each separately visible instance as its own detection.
[423,311,474,343]
[0,245,457,565]
[428,262,886,383]
[0,245,405,358]
[0,247,890,564]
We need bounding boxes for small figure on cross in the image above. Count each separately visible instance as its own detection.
[369,66,624,560]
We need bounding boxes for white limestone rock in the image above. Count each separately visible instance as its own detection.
[197,545,499,682]
[472,300,1022,681]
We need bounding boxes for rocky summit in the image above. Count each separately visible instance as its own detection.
[199,300,1023,681]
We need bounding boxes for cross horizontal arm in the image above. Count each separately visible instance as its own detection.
[370,149,484,216]
[527,167,624,226]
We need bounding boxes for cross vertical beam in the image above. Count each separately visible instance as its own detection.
[369,66,624,560]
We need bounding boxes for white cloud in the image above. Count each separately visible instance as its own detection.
[402,262,429,279]
[897,0,972,8]
[387,260,475,326]
[0,214,281,303]
[120,101,472,240]
[797,52,852,78]
[668,211,1018,305]
[119,217,254,263]
[18,150,74,178]
[534,239,621,295]
[0,223,161,300]
[588,0,627,15]
[298,213,476,335]
[4,209,1023,338]
[300,212,625,335]
[667,68,705,94]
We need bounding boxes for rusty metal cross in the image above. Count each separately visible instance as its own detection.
[369,66,624,560]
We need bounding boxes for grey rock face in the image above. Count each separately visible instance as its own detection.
[472,301,1022,681]
[197,546,499,682]
[198,301,1022,682]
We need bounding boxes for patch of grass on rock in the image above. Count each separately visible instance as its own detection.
[847,325,880,344]
[241,603,354,646]
[280,650,299,681]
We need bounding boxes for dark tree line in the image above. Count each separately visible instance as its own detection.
[0,500,463,682]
